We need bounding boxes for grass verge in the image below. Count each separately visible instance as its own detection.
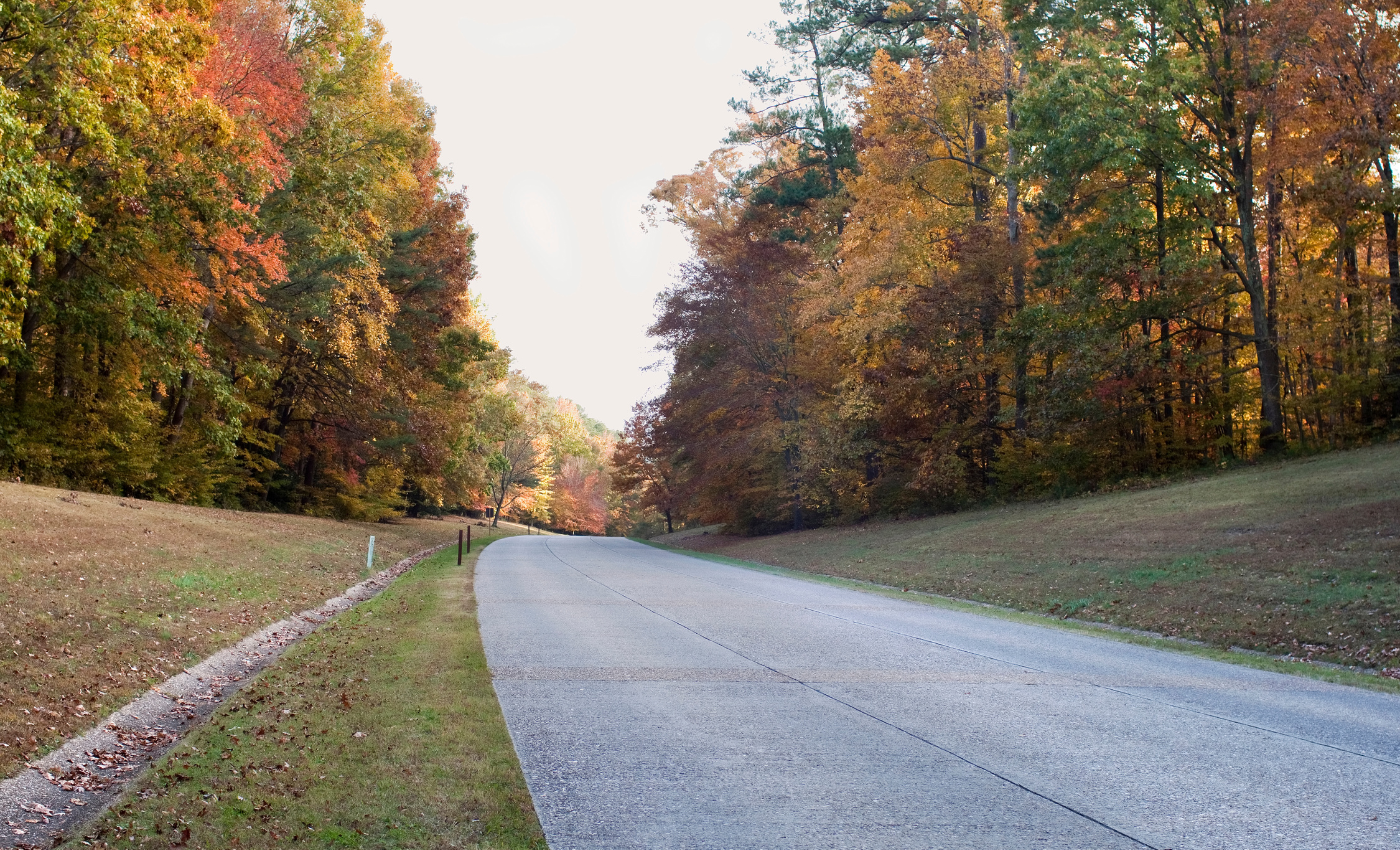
[62,542,545,849]
[647,444,1400,687]
[0,480,504,777]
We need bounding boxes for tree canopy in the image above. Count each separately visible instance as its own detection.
[0,0,617,530]
[622,0,1400,533]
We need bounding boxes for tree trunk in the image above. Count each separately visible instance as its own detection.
[980,287,1002,486]
[1265,168,1285,438]
[1006,84,1027,434]
[1155,165,1174,428]
[1341,239,1373,426]
[1364,151,1400,404]
[51,315,72,400]
[1221,306,1235,459]
[1383,206,1400,415]
[1174,7,1285,451]
[1229,133,1285,452]
[12,299,42,414]
[169,301,217,433]
[783,438,805,532]
[807,33,841,197]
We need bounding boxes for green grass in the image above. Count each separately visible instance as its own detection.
[65,544,546,850]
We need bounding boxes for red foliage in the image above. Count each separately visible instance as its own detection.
[552,457,608,535]
[195,0,307,184]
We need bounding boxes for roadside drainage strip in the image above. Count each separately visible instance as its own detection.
[0,542,450,850]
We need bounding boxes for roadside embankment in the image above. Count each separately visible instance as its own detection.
[0,482,460,778]
[656,443,1400,676]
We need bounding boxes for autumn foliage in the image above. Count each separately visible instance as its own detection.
[0,0,609,522]
[620,0,1400,533]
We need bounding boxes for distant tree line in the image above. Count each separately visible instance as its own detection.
[617,0,1400,533]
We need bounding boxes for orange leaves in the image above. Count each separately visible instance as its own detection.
[208,222,287,299]
[133,219,284,308]
[195,0,307,185]
[552,457,608,535]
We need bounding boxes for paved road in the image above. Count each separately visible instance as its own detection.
[476,537,1400,850]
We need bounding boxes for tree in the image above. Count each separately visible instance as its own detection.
[613,399,685,534]
[630,0,1400,534]
[0,0,524,520]
[487,432,551,528]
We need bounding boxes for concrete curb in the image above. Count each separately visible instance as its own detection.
[0,542,450,849]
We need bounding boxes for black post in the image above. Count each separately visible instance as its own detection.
[457,528,463,565]
[467,525,472,553]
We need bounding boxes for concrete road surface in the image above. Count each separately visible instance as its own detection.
[476,536,1400,850]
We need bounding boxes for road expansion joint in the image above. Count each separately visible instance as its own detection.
[539,540,1159,849]
[596,538,1400,770]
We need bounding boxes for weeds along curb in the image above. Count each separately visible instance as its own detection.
[0,542,451,849]
[635,538,1400,697]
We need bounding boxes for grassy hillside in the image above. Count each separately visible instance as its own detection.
[0,482,492,777]
[658,443,1400,676]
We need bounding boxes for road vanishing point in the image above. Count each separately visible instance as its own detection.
[477,537,1400,850]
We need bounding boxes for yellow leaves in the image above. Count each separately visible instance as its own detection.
[910,442,967,498]
[362,466,404,505]
[841,29,1015,320]
[326,265,397,362]
[649,148,753,236]
[184,96,237,149]
[461,295,498,347]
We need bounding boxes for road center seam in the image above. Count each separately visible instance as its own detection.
[537,539,1159,850]
[599,538,1400,770]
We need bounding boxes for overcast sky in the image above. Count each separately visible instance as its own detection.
[360,0,785,429]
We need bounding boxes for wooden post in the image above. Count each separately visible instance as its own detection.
[467,525,472,554]
[457,528,463,565]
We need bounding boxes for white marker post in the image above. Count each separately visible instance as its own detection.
[367,535,375,571]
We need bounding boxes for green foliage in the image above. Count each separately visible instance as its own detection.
[628,0,1400,535]
[0,0,516,519]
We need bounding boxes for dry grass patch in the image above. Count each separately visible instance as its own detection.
[0,482,488,776]
[661,443,1400,675]
[66,544,544,850]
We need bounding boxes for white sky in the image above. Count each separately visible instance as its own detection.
[361,0,786,430]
